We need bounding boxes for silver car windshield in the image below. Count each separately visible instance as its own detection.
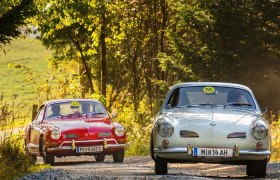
[166,86,256,110]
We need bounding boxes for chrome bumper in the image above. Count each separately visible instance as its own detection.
[47,138,126,152]
[153,147,271,157]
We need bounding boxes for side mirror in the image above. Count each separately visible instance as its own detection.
[261,107,269,116]
[150,117,156,123]
[111,110,118,119]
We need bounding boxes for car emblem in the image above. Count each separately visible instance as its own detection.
[210,122,216,126]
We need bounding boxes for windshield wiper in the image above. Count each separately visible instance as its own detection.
[224,102,253,108]
[187,103,214,107]
[170,103,214,108]
[84,112,106,116]
[63,113,82,118]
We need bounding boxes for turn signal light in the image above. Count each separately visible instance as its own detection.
[162,139,169,147]
[256,142,263,150]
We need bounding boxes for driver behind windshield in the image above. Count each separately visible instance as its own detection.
[227,90,243,103]
[82,102,92,114]
[48,104,61,118]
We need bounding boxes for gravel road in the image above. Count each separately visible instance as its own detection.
[20,156,280,180]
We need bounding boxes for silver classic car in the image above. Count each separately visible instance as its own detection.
[151,82,271,177]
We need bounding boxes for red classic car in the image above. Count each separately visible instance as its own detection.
[24,99,126,165]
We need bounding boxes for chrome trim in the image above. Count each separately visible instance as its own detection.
[154,147,187,153]
[239,150,270,156]
[154,147,271,157]
[58,138,118,148]
[47,144,126,152]
[26,143,39,149]
[46,138,126,152]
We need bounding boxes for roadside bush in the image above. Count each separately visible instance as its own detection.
[0,99,49,179]
[0,135,34,179]
[270,118,280,162]
[116,106,152,156]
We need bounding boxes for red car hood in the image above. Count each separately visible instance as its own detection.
[44,117,114,140]
[49,119,113,131]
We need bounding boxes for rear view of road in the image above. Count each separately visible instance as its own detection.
[21,156,280,179]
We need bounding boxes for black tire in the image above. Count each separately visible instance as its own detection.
[113,149,124,163]
[95,154,105,162]
[155,156,168,175]
[246,159,267,178]
[41,139,55,165]
[150,131,156,161]
[43,152,55,165]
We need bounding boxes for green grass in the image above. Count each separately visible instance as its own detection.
[0,37,51,106]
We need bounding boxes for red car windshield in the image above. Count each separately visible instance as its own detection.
[45,101,107,119]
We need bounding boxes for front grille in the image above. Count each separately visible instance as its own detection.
[180,130,199,138]
[98,132,111,138]
[227,132,247,139]
[64,133,79,139]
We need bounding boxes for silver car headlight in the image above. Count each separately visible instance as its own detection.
[252,122,268,140]
[157,122,174,137]
[51,129,61,140]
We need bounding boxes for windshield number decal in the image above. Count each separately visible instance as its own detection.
[70,101,80,108]
[203,86,215,94]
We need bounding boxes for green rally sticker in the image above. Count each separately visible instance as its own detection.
[203,86,215,94]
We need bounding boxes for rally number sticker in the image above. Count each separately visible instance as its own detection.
[203,86,215,94]
[70,101,80,108]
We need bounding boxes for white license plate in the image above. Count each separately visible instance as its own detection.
[76,146,103,153]
[193,148,233,158]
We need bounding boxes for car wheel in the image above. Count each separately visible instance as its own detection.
[24,140,37,164]
[95,154,105,162]
[246,158,267,178]
[113,149,124,163]
[41,139,55,165]
[155,156,167,175]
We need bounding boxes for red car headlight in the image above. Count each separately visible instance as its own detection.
[114,126,125,137]
[51,129,61,140]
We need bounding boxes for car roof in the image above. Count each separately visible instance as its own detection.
[172,82,252,92]
[44,98,100,105]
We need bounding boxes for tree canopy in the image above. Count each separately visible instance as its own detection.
[5,0,280,112]
[0,0,36,47]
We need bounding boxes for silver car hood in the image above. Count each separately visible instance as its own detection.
[164,107,258,125]
[159,107,261,147]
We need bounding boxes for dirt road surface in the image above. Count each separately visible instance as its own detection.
[20,156,280,179]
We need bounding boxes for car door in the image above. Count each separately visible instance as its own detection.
[29,105,45,153]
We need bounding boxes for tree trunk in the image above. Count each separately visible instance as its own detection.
[100,1,107,98]
[75,41,94,94]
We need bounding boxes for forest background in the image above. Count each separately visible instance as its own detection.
[1,0,280,178]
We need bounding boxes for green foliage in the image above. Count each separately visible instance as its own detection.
[7,58,81,104]
[0,37,50,106]
[3,0,280,161]
[0,0,36,47]
[0,99,49,179]
[0,135,49,179]
[270,118,280,162]
[116,105,152,156]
